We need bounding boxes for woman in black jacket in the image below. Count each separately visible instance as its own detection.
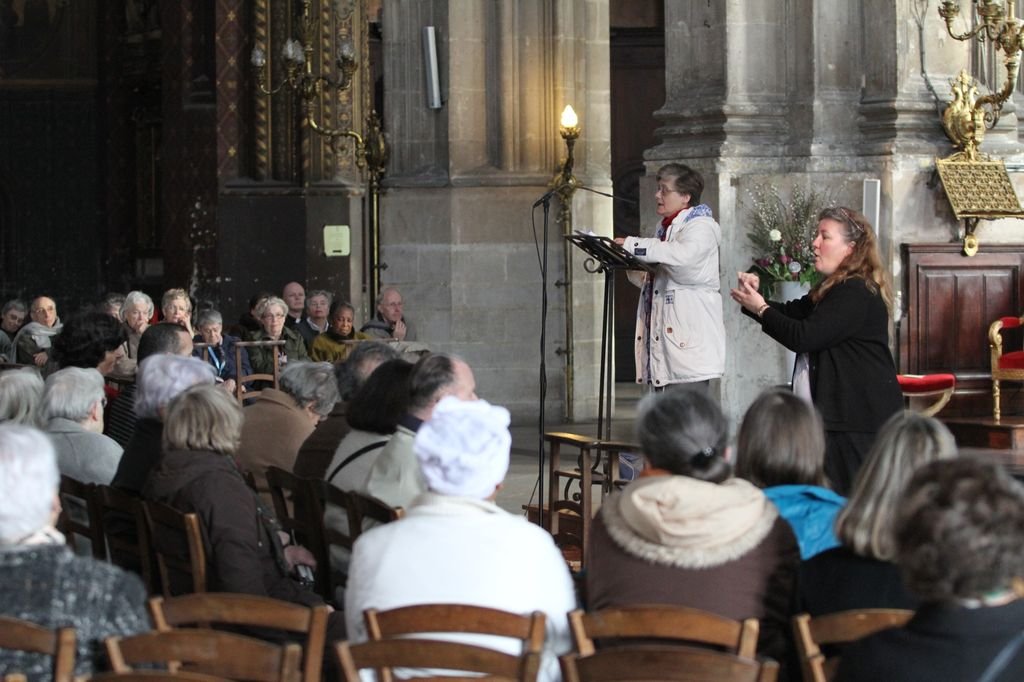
[731,207,903,494]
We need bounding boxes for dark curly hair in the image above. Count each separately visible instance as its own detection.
[51,310,127,370]
[896,457,1024,602]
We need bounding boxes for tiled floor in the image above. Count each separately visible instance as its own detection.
[495,382,644,515]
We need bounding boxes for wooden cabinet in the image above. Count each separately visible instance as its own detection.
[899,243,1024,417]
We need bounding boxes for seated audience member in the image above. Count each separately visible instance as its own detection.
[799,412,957,616]
[282,281,306,329]
[837,457,1024,682]
[142,385,346,666]
[161,287,194,336]
[360,286,415,341]
[111,355,217,495]
[113,290,154,376]
[193,308,252,394]
[13,295,61,367]
[1,298,26,342]
[345,396,575,682]
[736,388,845,559]
[362,353,477,508]
[585,388,799,665]
[327,359,414,492]
[237,361,340,505]
[42,367,123,485]
[295,289,331,348]
[104,321,194,446]
[310,300,371,363]
[293,341,401,479]
[101,292,125,318]
[0,299,26,362]
[0,424,149,679]
[324,359,413,571]
[247,296,309,375]
[235,290,272,336]
[50,310,127,380]
[0,367,44,427]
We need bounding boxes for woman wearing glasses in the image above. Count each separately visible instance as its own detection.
[730,207,902,495]
[247,295,309,376]
[614,163,726,393]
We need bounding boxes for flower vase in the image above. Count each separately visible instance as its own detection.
[777,280,811,384]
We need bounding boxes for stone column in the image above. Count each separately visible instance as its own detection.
[380,0,611,422]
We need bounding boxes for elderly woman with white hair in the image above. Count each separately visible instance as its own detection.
[143,385,346,675]
[193,308,252,393]
[113,290,154,376]
[0,424,149,678]
[247,295,309,376]
[42,367,123,484]
[344,396,576,682]
[111,354,216,495]
[237,361,340,505]
[0,366,44,427]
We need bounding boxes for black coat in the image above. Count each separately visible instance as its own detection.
[836,599,1024,681]
[747,278,903,433]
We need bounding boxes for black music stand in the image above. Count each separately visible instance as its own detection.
[565,231,653,440]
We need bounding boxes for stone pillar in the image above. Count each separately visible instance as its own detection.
[380,0,611,422]
[649,0,998,427]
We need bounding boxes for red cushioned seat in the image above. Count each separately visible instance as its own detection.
[998,352,1024,370]
[897,374,957,393]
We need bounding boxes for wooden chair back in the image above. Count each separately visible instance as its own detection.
[569,605,760,658]
[347,490,403,536]
[306,480,359,602]
[544,432,601,571]
[363,604,545,682]
[560,645,778,682]
[87,673,236,682]
[106,630,303,682]
[793,609,914,682]
[265,466,315,544]
[94,484,155,592]
[234,340,284,403]
[336,639,532,682]
[0,617,76,682]
[142,500,207,596]
[148,593,329,682]
[57,474,105,559]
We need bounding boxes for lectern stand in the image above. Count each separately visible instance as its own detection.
[565,232,653,440]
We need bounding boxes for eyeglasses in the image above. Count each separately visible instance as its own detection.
[655,185,680,195]
[32,306,55,314]
[262,312,286,320]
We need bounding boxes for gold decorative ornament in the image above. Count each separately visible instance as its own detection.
[251,0,364,163]
[935,1,1024,256]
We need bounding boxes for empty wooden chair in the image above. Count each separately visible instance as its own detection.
[142,500,207,596]
[569,605,760,658]
[793,609,914,682]
[544,432,602,570]
[560,645,778,682]
[105,630,302,682]
[57,474,105,559]
[148,593,328,682]
[0,617,75,682]
[336,638,536,682]
[94,484,155,591]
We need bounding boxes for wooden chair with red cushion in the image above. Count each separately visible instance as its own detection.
[896,374,956,417]
[990,315,1024,419]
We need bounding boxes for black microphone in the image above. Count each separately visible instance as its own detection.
[532,186,561,208]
